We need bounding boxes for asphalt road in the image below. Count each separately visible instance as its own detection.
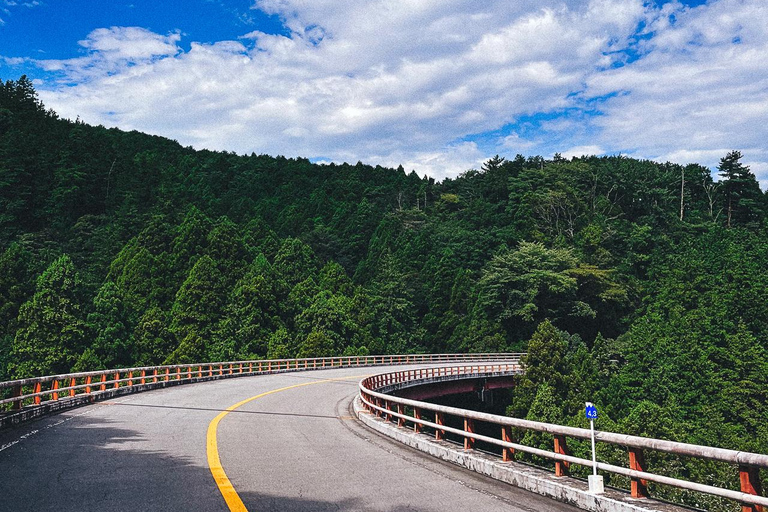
[0,365,580,512]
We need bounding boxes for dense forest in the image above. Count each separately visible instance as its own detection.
[2,76,767,508]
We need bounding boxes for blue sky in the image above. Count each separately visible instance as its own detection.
[2,0,766,183]
[1,1,285,71]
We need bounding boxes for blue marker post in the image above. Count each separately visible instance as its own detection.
[585,402,603,494]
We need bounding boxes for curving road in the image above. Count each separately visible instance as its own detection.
[0,365,579,512]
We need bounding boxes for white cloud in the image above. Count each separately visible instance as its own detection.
[499,132,537,152]
[561,145,605,159]
[582,0,768,177]
[37,27,181,83]
[29,0,768,182]
[32,0,652,178]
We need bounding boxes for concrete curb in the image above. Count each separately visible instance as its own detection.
[354,397,692,512]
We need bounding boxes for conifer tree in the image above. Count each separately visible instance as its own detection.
[86,281,133,369]
[10,255,88,377]
[167,255,227,363]
[718,150,762,228]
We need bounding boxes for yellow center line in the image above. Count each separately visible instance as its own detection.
[206,375,369,512]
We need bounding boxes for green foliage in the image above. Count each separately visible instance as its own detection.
[87,281,133,368]
[168,255,227,362]
[9,255,88,377]
[3,81,768,510]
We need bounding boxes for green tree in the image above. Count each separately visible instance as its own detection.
[214,255,282,360]
[167,255,227,363]
[0,243,33,378]
[9,255,88,377]
[718,151,762,228]
[274,238,318,286]
[133,307,175,365]
[85,282,133,369]
[510,320,570,418]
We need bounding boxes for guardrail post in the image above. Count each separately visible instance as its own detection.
[397,404,406,427]
[52,380,60,401]
[165,368,170,382]
[128,372,133,387]
[740,465,763,512]
[629,447,649,498]
[554,434,569,477]
[33,381,41,404]
[435,412,445,441]
[464,418,475,450]
[114,372,120,389]
[11,384,22,410]
[413,407,422,433]
[140,370,146,385]
[69,377,76,396]
[85,376,92,395]
[502,425,514,461]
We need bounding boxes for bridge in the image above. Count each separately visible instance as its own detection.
[0,354,766,512]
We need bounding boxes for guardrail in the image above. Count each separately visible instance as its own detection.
[0,353,523,417]
[359,366,768,512]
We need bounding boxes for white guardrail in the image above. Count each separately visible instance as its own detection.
[359,365,768,512]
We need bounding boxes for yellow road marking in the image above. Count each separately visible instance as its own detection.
[206,375,368,511]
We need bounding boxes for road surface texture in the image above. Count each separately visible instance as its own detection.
[0,365,580,512]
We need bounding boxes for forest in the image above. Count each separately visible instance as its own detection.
[1,76,767,508]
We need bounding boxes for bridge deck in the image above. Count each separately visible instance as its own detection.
[0,365,579,512]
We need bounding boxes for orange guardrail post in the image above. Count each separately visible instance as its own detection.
[413,407,422,433]
[629,447,649,498]
[397,404,406,427]
[69,377,76,396]
[114,372,120,389]
[435,412,445,441]
[464,418,475,450]
[33,381,42,404]
[740,466,763,512]
[502,425,514,461]
[554,434,569,476]
[85,375,92,395]
[140,370,146,385]
[52,380,59,401]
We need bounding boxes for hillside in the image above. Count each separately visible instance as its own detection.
[1,76,767,506]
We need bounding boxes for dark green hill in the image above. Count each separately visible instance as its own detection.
[2,78,767,507]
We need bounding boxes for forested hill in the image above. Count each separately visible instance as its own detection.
[2,77,768,490]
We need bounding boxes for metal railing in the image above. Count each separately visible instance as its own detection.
[359,366,768,512]
[0,353,523,415]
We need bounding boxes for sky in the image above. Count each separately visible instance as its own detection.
[1,0,767,184]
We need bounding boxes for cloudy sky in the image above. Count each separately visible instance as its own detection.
[1,0,767,182]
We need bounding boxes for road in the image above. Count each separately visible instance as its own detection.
[0,365,580,512]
